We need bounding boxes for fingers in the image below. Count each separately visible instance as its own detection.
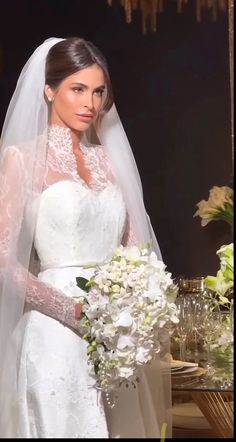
[74,303,82,319]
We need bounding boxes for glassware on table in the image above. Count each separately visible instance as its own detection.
[175,277,209,362]
[175,295,193,361]
[195,297,222,376]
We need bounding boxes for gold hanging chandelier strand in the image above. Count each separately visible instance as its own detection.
[212,1,217,21]
[140,0,159,34]
[196,0,228,22]
[132,0,139,10]
[121,0,132,23]
[177,0,188,14]
[107,0,227,33]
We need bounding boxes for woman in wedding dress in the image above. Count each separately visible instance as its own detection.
[0,37,171,438]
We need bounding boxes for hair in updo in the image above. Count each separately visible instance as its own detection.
[45,37,113,126]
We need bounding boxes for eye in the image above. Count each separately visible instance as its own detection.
[72,87,84,93]
[94,88,105,97]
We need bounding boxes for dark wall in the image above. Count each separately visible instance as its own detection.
[0,0,232,278]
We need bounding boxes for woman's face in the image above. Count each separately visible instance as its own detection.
[45,64,106,132]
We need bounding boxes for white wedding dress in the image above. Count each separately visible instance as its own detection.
[12,126,165,438]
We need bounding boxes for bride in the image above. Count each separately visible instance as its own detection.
[0,37,171,438]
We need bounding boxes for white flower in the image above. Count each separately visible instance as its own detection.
[122,245,141,261]
[209,186,233,209]
[117,335,135,349]
[149,252,165,270]
[118,366,134,379]
[142,287,163,303]
[194,186,233,227]
[114,310,133,328]
[204,243,234,303]
[136,344,153,363]
[74,243,178,393]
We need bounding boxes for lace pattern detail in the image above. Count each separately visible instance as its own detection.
[0,140,88,332]
[122,215,138,247]
[45,125,114,191]
[25,274,80,330]
[81,142,114,191]
[0,146,27,263]
[16,309,108,437]
[0,174,10,201]
[0,127,125,332]
[0,226,11,259]
[45,126,79,184]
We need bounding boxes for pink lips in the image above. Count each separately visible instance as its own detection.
[76,113,93,118]
[76,113,94,123]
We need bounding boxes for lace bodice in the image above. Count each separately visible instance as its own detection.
[0,125,136,332]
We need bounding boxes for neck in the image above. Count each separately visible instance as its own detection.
[70,128,82,153]
[48,121,83,153]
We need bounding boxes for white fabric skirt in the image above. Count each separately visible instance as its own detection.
[16,266,164,438]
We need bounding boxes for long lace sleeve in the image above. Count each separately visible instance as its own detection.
[0,146,81,329]
[121,214,138,246]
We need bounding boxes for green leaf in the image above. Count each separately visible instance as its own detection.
[76,276,90,292]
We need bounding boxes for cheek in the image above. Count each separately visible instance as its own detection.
[56,92,79,115]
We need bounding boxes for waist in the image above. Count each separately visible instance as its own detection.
[38,265,97,297]
[40,262,98,272]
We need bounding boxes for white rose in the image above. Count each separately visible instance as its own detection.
[114,310,133,328]
[136,345,152,364]
[123,246,141,261]
[117,334,135,349]
[117,366,134,379]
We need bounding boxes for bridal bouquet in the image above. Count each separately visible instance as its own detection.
[73,244,178,394]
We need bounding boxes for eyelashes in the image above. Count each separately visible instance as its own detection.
[94,89,105,97]
[72,87,105,97]
[72,87,84,93]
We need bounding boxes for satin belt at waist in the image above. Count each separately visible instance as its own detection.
[39,261,101,272]
[38,265,96,297]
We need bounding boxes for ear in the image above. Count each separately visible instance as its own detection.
[44,84,54,101]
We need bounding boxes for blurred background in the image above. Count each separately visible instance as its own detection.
[0,0,233,278]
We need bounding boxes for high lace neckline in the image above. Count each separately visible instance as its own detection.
[47,124,88,153]
[46,124,113,191]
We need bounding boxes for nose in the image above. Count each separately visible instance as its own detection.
[84,91,94,110]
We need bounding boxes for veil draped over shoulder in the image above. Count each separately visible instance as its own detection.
[0,38,171,437]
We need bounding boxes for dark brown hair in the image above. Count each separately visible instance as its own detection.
[45,37,113,126]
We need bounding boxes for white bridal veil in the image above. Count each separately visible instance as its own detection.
[0,38,171,437]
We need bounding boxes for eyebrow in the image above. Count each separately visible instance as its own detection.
[71,82,105,90]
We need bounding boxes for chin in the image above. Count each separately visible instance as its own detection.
[73,121,93,132]
[65,123,90,134]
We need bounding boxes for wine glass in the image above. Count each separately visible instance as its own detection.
[195,298,222,375]
[175,296,193,361]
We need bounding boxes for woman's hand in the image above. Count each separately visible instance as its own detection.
[74,302,82,320]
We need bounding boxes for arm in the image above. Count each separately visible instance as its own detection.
[0,146,81,328]
[121,214,138,246]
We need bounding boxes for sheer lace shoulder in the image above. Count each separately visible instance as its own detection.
[0,143,81,331]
